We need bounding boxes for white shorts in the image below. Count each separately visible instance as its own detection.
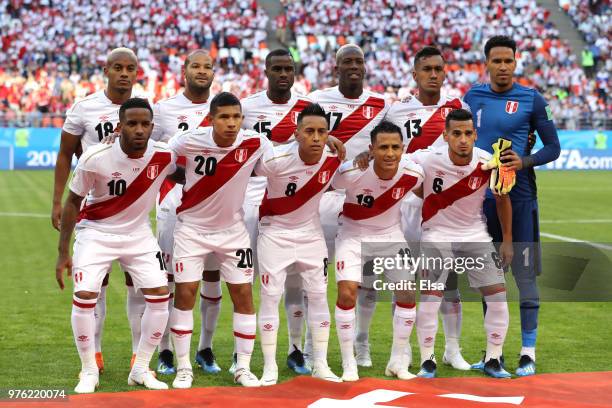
[157,215,219,276]
[400,194,423,243]
[72,228,168,293]
[257,228,329,296]
[319,190,344,258]
[173,221,253,284]
[335,229,416,287]
[419,231,504,289]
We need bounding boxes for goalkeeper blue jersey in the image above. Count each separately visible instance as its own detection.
[464,83,559,201]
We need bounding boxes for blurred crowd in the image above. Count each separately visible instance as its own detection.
[0,0,609,129]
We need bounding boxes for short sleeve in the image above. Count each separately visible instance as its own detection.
[168,131,188,156]
[331,161,355,190]
[150,103,166,142]
[69,161,94,197]
[254,143,276,177]
[62,102,85,136]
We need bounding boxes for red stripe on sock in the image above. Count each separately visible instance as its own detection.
[336,302,354,311]
[200,293,222,302]
[145,296,170,303]
[233,331,256,340]
[170,328,192,335]
[396,301,416,309]
[73,300,96,308]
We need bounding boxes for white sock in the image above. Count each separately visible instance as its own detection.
[307,292,331,367]
[440,290,462,354]
[94,285,107,353]
[234,312,256,371]
[198,280,222,351]
[170,307,193,370]
[284,275,305,354]
[72,295,98,374]
[521,347,536,361]
[258,293,281,369]
[335,303,356,365]
[355,287,376,344]
[391,302,416,360]
[303,292,313,358]
[126,285,146,354]
[416,294,442,363]
[132,294,170,374]
[159,280,174,352]
[484,291,509,361]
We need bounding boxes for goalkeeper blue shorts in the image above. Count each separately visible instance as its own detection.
[483,198,542,279]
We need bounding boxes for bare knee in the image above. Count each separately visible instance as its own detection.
[74,290,98,300]
[174,282,199,310]
[141,286,170,297]
[336,281,358,309]
[227,283,254,314]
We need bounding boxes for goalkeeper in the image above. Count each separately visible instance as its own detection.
[464,35,561,377]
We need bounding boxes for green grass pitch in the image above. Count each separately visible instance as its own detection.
[0,170,610,393]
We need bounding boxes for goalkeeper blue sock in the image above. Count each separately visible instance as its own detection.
[519,302,539,348]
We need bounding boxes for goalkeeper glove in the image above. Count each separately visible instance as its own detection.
[481,138,516,195]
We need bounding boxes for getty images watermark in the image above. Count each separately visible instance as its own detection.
[368,248,487,291]
[361,241,612,302]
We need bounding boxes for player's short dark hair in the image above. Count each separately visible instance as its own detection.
[119,97,153,121]
[445,108,473,129]
[484,35,517,59]
[297,103,328,127]
[370,120,402,143]
[209,92,241,115]
[414,46,444,67]
[265,48,293,68]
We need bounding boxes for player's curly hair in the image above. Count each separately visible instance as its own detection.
[413,46,444,67]
[484,36,517,59]
[370,120,402,143]
[119,97,153,121]
[297,103,328,127]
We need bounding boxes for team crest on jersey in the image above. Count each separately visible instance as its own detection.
[235,149,248,163]
[291,111,300,125]
[440,107,454,119]
[362,106,374,119]
[318,170,331,184]
[505,101,519,114]
[468,176,483,190]
[146,164,159,180]
[392,187,406,200]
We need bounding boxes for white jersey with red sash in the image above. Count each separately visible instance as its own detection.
[385,93,468,153]
[168,127,272,232]
[255,142,340,232]
[308,86,390,160]
[70,140,176,234]
[411,145,493,238]
[153,93,212,219]
[332,156,423,236]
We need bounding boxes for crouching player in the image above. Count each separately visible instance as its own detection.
[331,121,423,381]
[411,108,514,378]
[55,98,182,393]
[255,103,341,384]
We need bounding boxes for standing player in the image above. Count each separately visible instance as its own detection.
[168,93,271,388]
[241,49,313,374]
[151,49,222,376]
[464,36,560,376]
[255,103,341,384]
[310,44,390,368]
[51,48,145,373]
[331,121,423,381]
[385,46,471,370]
[410,108,514,379]
[55,98,179,393]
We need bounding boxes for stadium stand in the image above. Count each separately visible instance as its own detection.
[0,0,269,126]
[0,0,609,129]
